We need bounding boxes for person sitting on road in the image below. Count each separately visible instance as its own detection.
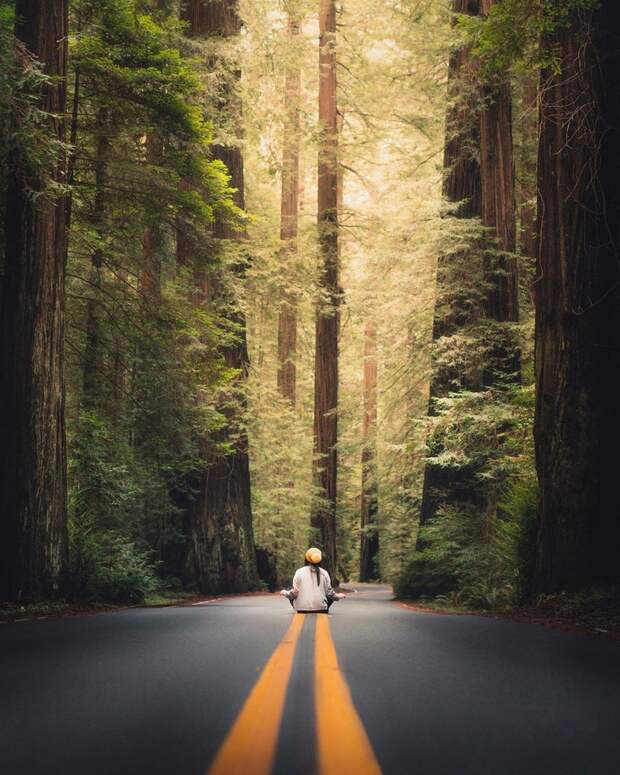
[280,548,346,613]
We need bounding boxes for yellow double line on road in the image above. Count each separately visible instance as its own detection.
[208,614,382,775]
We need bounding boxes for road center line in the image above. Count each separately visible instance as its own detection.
[314,615,383,775]
[207,613,305,775]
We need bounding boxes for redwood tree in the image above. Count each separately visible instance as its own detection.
[311,0,339,576]
[517,77,537,260]
[181,0,258,592]
[0,0,68,600]
[479,0,519,382]
[277,6,301,406]
[534,0,620,592]
[417,0,518,568]
[359,321,379,581]
[418,0,482,533]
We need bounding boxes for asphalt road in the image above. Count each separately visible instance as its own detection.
[2,585,620,774]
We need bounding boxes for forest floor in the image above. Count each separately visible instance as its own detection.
[398,587,620,641]
[0,590,275,624]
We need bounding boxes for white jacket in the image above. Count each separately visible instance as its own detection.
[288,565,337,612]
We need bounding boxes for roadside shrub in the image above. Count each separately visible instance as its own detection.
[255,546,278,591]
[69,528,159,604]
[397,381,538,611]
[396,503,516,609]
[500,477,538,603]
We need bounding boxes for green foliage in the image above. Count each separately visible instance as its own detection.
[500,476,538,602]
[72,1,204,140]
[255,546,278,591]
[397,385,538,609]
[63,0,243,600]
[1,0,550,605]
[69,413,146,529]
[70,0,238,222]
[396,504,523,610]
[68,526,159,603]
[248,387,316,585]
[0,0,69,271]
[396,504,516,609]
[457,0,601,75]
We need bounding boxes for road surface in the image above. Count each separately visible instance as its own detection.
[2,584,619,774]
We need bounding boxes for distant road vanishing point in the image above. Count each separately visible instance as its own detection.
[2,584,620,774]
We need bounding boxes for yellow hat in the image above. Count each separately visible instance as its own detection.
[305,547,322,564]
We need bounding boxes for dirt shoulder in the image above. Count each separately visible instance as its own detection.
[0,590,277,624]
[397,596,620,641]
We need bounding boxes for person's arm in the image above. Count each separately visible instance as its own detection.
[281,569,302,600]
[323,570,346,602]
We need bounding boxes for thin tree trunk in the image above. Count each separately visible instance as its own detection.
[140,132,163,305]
[534,1,620,592]
[65,64,80,248]
[82,109,109,409]
[0,0,68,600]
[518,77,537,259]
[359,321,379,581]
[311,0,339,578]
[139,0,165,305]
[277,9,301,405]
[181,0,258,592]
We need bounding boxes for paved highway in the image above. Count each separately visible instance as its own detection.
[2,585,619,774]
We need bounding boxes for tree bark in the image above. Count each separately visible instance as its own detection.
[359,321,379,581]
[0,0,68,600]
[181,0,258,592]
[534,1,620,592]
[311,0,339,578]
[418,0,518,550]
[518,77,537,259]
[427,0,482,377]
[479,0,519,384]
[277,9,301,405]
[442,0,481,221]
[418,0,482,535]
[183,0,241,36]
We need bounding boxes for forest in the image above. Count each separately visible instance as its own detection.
[1,0,619,616]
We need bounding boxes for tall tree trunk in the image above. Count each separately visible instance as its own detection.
[518,77,537,259]
[0,0,68,600]
[534,1,620,592]
[417,0,518,556]
[181,0,258,592]
[277,8,301,405]
[311,0,339,577]
[418,0,482,535]
[479,0,519,382]
[359,321,379,581]
[441,0,481,222]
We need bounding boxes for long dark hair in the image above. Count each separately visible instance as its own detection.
[305,559,321,586]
